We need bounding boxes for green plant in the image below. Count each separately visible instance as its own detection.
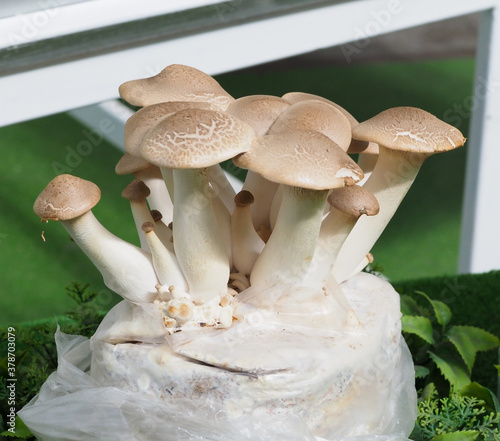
[0,283,106,440]
[411,383,500,441]
[401,290,500,394]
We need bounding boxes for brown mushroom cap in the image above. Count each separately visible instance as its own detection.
[269,100,352,151]
[327,185,380,218]
[226,95,291,137]
[115,152,152,175]
[282,91,370,154]
[352,106,466,153]
[124,101,212,156]
[234,190,255,207]
[121,179,151,201]
[234,130,363,190]
[119,64,234,110]
[33,174,101,221]
[140,108,255,169]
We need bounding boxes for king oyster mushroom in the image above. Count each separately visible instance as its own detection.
[234,130,363,286]
[226,95,291,234]
[333,106,466,283]
[119,64,235,111]
[140,107,255,305]
[33,174,158,303]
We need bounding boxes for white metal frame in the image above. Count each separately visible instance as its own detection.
[1,0,499,274]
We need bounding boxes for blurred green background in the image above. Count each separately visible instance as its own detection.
[0,57,475,324]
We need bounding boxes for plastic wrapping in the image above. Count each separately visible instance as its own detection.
[19,273,417,441]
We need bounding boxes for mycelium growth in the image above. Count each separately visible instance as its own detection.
[25,64,465,441]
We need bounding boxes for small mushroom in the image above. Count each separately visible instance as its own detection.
[115,153,173,223]
[141,222,187,292]
[140,107,254,304]
[305,185,379,288]
[33,174,158,303]
[234,130,363,286]
[231,190,265,276]
[119,64,234,111]
[333,106,465,283]
[121,179,154,251]
[150,209,174,253]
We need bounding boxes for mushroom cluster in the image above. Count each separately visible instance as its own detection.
[30,64,467,440]
[34,64,465,334]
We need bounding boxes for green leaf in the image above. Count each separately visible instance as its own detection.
[0,416,33,439]
[415,365,430,379]
[459,381,500,413]
[400,294,422,316]
[495,365,500,376]
[430,431,479,441]
[415,290,452,328]
[402,315,435,344]
[418,382,437,403]
[428,351,471,390]
[446,326,500,372]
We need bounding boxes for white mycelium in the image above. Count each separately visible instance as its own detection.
[28,66,466,440]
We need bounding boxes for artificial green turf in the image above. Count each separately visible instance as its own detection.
[0,57,475,324]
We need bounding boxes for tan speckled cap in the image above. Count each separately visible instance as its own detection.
[124,101,212,156]
[327,185,379,219]
[140,108,255,168]
[115,152,152,175]
[282,91,370,153]
[33,174,101,221]
[234,130,363,190]
[119,64,234,110]
[352,107,466,153]
[269,100,352,151]
[226,95,291,137]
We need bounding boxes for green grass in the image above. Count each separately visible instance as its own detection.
[0,57,476,324]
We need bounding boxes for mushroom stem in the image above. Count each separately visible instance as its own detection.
[150,209,174,253]
[333,147,426,283]
[250,185,328,286]
[142,222,187,292]
[138,171,174,225]
[231,190,265,276]
[208,164,236,213]
[61,211,158,303]
[172,167,230,304]
[357,153,378,186]
[242,171,279,232]
[305,210,360,288]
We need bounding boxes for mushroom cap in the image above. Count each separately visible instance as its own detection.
[124,101,212,156]
[352,106,466,153]
[226,95,291,137]
[115,152,152,175]
[234,130,363,190]
[150,209,163,222]
[33,174,101,221]
[121,179,151,201]
[234,190,255,207]
[269,100,352,151]
[119,64,234,110]
[281,91,370,153]
[140,107,255,168]
[327,185,380,218]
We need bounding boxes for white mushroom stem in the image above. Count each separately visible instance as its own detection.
[159,168,175,206]
[150,210,174,253]
[231,191,265,276]
[61,210,158,303]
[139,172,174,225]
[211,193,233,269]
[242,171,279,232]
[357,153,378,186]
[172,167,230,304]
[269,184,283,231]
[346,253,374,280]
[304,210,362,289]
[128,198,154,251]
[250,185,328,286]
[142,222,188,292]
[333,147,428,283]
[208,164,236,213]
